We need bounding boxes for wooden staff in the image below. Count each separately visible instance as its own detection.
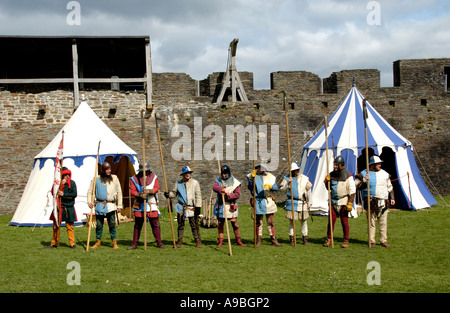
[282,91,296,246]
[140,110,148,250]
[363,99,371,248]
[324,105,334,248]
[86,140,101,251]
[155,114,176,248]
[217,154,232,256]
[251,128,257,248]
[58,131,65,229]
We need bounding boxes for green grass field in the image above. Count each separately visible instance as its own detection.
[1,197,449,294]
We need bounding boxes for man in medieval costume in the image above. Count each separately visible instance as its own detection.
[355,155,395,248]
[323,156,356,248]
[212,164,246,247]
[165,166,202,248]
[280,162,313,246]
[87,162,123,249]
[247,164,282,247]
[128,162,165,250]
[45,167,78,248]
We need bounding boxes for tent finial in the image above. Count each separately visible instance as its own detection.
[352,77,356,87]
[81,94,85,101]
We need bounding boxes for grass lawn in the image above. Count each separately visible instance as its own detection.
[1,197,449,294]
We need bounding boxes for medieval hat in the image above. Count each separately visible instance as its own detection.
[180,166,193,175]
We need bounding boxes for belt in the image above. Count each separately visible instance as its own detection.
[96,200,115,209]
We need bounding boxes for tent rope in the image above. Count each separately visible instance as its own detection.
[412,146,448,206]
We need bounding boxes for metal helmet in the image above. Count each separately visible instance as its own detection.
[138,162,152,173]
[221,164,231,178]
[101,162,111,170]
[334,156,345,166]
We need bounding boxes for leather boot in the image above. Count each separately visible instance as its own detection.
[112,239,119,250]
[233,228,246,247]
[216,237,224,247]
[195,237,203,248]
[236,237,247,247]
[340,239,349,248]
[323,238,332,247]
[255,236,262,248]
[91,239,101,249]
[289,235,295,246]
[176,238,183,248]
[302,236,310,246]
[270,236,282,247]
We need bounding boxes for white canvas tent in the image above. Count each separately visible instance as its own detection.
[299,83,437,215]
[10,99,139,226]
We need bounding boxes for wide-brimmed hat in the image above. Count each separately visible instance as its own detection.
[290,162,300,172]
[180,166,193,175]
[369,155,383,165]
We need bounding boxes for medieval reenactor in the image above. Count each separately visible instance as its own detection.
[323,156,356,248]
[212,164,246,247]
[247,164,282,247]
[87,162,123,249]
[355,155,395,247]
[128,162,165,249]
[45,167,78,248]
[280,162,313,246]
[164,166,202,248]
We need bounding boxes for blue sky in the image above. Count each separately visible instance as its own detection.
[0,0,448,89]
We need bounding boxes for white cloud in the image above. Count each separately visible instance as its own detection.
[0,0,448,89]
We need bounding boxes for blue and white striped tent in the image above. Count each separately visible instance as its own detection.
[299,84,437,214]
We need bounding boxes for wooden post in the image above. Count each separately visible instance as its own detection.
[72,39,79,107]
[145,38,152,110]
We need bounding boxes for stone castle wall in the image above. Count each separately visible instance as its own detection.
[0,58,449,215]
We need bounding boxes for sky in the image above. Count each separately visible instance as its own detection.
[0,0,449,89]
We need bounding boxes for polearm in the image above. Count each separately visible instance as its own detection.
[140,110,148,250]
[363,99,372,248]
[86,140,101,252]
[155,114,176,249]
[217,153,233,256]
[58,131,65,229]
[251,126,257,248]
[324,105,334,248]
[282,91,296,246]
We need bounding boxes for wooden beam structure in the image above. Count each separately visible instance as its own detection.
[0,36,152,109]
[216,38,248,106]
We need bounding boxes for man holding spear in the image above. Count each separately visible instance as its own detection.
[355,155,395,248]
[212,164,246,248]
[164,166,202,248]
[280,162,313,246]
[247,164,282,247]
[87,162,123,249]
[128,162,165,249]
[323,156,356,248]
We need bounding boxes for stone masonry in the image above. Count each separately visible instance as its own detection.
[0,58,449,215]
